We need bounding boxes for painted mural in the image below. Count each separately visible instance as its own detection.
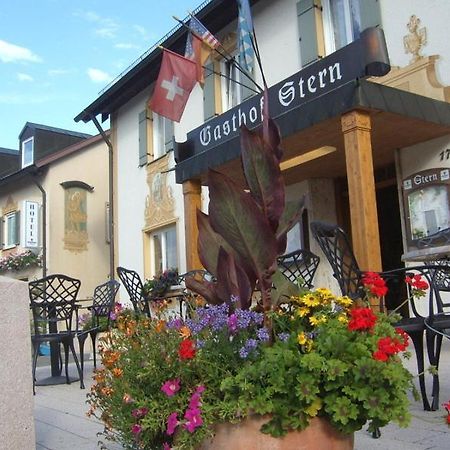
[64,188,88,252]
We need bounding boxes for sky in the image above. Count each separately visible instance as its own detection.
[0,0,202,150]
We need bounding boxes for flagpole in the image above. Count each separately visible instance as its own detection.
[202,65,260,94]
[249,27,267,90]
[186,11,261,92]
[173,15,263,93]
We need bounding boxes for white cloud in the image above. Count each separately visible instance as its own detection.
[48,68,70,76]
[87,68,112,83]
[0,39,42,63]
[74,10,119,39]
[17,73,34,82]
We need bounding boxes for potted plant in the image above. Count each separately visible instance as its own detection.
[143,269,179,299]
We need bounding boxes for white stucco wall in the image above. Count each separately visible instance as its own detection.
[381,0,450,87]
[116,89,150,280]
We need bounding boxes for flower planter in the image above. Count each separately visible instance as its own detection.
[199,416,354,450]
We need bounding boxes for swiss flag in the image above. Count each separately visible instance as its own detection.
[150,49,197,122]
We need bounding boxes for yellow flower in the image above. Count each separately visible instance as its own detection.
[297,332,308,345]
[309,315,327,326]
[296,306,310,317]
[337,314,348,324]
[337,296,353,307]
[155,320,166,333]
[302,294,320,307]
[305,398,323,417]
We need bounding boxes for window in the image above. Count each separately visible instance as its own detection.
[322,0,361,54]
[297,0,381,66]
[152,113,174,159]
[22,137,34,167]
[3,211,20,248]
[152,225,177,274]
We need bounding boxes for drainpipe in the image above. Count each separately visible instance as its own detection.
[91,115,115,281]
[33,177,47,278]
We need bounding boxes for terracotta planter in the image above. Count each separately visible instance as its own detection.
[199,416,354,450]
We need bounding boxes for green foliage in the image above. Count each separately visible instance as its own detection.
[142,268,179,298]
[88,290,415,448]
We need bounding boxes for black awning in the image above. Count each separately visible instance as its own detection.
[175,79,450,184]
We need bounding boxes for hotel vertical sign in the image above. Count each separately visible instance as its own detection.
[24,200,39,248]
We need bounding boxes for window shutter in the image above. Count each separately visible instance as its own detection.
[0,217,4,249]
[164,120,174,152]
[138,110,149,166]
[359,0,381,31]
[297,0,321,67]
[203,62,216,121]
[14,211,20,245]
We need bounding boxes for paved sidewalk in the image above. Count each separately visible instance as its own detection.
[34,341,450,449]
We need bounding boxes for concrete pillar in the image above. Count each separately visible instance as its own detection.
[0,276,35,448]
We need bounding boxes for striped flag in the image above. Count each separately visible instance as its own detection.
[185,16,220,84]
[185,16,220,53]
[237,0,255,75]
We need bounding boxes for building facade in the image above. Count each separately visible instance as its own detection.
[76,0,450,308]
[0,123,111,299]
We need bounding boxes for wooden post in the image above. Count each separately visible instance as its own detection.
[341,111,382,311]
[183,179,203,271]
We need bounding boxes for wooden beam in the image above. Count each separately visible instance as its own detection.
[341,111,382,310]
[183,179,203,271]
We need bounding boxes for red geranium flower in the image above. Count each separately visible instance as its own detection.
[361,272,388,297]
[373,350,389,362]
[405,274,429,291]
[179,339,196,360]
[348,307,377,331]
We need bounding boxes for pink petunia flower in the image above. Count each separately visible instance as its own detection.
[163,443,171,450]
[166,412,179,435]
[131,424,142,435]
[161,378,181,397]
[184,408,203,433]
[131,407,149,419]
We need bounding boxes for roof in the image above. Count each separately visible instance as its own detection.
[75,0,260,123]
[19,122,92,140]
[0,148,20,178]
[0,147,18,154]
[175,80,450,184]
[0,132,108,187]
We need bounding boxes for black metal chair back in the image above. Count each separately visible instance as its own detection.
[116,266,150,317]
[29,274,81,334]
[91,279,120,328]
[78,279,120,371]
[277,249,320,289]
[310,221,363,299]
[29,274,84,393]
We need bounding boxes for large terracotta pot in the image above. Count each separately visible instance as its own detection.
[199,416,354,450]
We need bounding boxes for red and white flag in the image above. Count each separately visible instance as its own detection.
[150,49,197,122]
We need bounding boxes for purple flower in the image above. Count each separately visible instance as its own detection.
[131,423,142,435]
[161,378,181,397]
[167,318,183,330]
[239,347,249,359]
[278,332,290,342]
[257,327,270,342]
[166,412,178,435]
[228,314,238,333]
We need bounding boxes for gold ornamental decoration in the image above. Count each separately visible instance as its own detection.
[404,15,427,63]
[63,188,89,253]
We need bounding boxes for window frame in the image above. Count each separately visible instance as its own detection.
[22,137,34,168]
[152,112,174,160]
[150,224,178,275]
[4,211,19,249]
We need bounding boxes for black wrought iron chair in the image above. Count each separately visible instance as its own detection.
[77,279,120,372]
[277,249,320,289]
[29,274,84,394]
[116,266,151,317]
[310,221,437,412]
[425,259,450,409]
[177,270,214,318]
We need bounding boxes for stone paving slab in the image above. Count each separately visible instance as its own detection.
[34,341,450,450]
